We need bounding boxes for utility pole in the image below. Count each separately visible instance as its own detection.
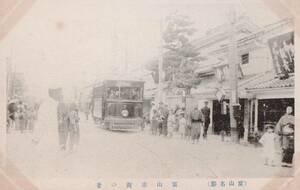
[228,6,240,143]
[157,18,164,104]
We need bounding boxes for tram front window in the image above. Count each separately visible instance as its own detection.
[120,87,141,100]
[107,87,141,100]
[107,87,120,99]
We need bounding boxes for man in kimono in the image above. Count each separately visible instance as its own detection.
[57,96,69,150]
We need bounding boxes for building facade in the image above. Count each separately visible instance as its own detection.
[165,17,294,141]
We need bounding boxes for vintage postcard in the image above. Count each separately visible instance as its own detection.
[0,0,299,189]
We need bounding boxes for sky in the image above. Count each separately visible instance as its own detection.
[0,0,286,99]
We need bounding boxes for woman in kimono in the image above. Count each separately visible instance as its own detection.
[275,106,295,167]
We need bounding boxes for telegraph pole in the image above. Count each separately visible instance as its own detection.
[157,18,164,104]
[228,6,240,143]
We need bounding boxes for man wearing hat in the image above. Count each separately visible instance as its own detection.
[201,101,211,139]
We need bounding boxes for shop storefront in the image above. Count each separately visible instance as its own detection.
[258,98,294,131]
[212,99,246,134]
[246,73,294,136]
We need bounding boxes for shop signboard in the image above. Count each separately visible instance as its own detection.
[268,31,294,75]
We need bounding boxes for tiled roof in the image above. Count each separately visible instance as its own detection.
[246,72,294,90]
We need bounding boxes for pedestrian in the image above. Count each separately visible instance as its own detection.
[275,106,294,167]
[220,101,230,141]
[84,104,90,120]
[27,107,35,132]
[145,113,151,131]
[201,101,210,139]
[34,102,40,120]
[151,109,159,135]
[179,112,186,139]
[150,102,156,121]
[190,105,203,144]
[157,102,165,136]
[184,109,191,141]
[18,101,26,133]
[167,109,175,138]
[57,97,69,150]
[174,105,181,132]
[68,103,80,151]
[7,99,18,132]
[259,124,277,166]
[162,104,169,136]
[141,114,147,131]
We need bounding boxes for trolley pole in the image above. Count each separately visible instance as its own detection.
[228,7,240,143]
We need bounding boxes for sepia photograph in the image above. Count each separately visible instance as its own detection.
[0,0,298,189]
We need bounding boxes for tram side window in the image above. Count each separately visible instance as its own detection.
[132,87,141,100]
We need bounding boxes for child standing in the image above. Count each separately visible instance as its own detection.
[179,112,186,139]
[259,125,277,166]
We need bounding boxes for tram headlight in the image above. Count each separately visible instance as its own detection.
[121,109,129,117]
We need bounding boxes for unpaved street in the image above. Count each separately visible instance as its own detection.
[5,100,293,190]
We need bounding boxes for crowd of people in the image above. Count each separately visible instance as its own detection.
[147,101,294,167]
[7,98,40,133]
[147,101,211,144]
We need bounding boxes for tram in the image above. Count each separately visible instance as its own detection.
[91,79,144,130]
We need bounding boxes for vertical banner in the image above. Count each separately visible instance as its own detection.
[268,31,294,75]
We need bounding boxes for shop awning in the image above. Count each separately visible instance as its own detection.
[245,72,294,99]
[246,73,294,91]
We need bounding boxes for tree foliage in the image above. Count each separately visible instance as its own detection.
[146,12,202,94]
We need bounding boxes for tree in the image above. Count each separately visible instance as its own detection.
[147,12,203,94]
[145,59,159,84]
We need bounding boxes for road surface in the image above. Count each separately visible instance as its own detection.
[3,99,293,190]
